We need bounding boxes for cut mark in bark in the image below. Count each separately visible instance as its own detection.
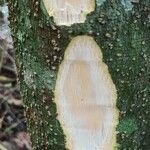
[55,36,119,150]
[43,0,95,26]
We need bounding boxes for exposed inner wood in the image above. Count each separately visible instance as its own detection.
[43,0,95,26]
[55,36,119,150]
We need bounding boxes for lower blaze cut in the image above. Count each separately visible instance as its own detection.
[55,36,118,150]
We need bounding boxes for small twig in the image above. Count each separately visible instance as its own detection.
[0,76,16,82]
[0,143,8,150]
[4,117,25,134]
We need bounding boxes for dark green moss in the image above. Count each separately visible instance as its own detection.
[118,117,138,134]
[7,0,150,149]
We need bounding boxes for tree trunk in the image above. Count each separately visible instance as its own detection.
[7,0,149,149]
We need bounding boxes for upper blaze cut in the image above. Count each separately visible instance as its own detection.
[43,0,95,26]
[55,36,119,150]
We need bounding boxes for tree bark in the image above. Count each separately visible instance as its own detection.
[7,0,149,149]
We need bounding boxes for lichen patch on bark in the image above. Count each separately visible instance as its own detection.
[43,0,95,26]
[55,36,119,150]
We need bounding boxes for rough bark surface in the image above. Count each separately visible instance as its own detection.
[7,0,150,150]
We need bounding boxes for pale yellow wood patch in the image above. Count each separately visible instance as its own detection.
[55,36,119,150]
[43,0,95,26]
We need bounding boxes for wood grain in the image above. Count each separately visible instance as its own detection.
[55,36,119,150]
[43,0,95,26]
